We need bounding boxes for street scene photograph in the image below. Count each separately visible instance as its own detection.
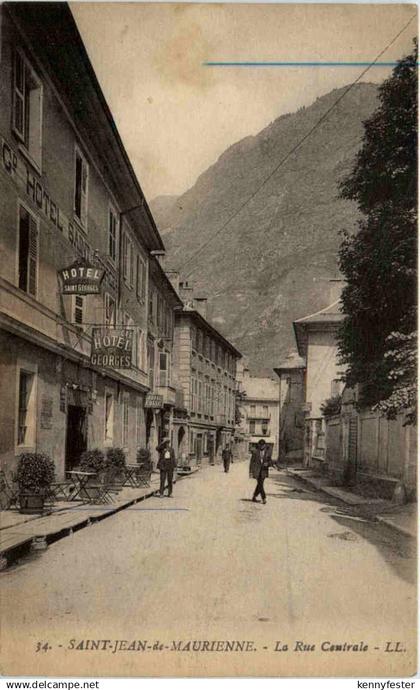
[0,1,417,679]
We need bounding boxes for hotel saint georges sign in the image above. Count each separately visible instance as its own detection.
[59,259,105,295]
[91,328,133,369]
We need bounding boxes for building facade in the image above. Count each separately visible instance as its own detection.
[293,295,345,467]
[273,352,305,463]
[144,257,183,466]
[0,3,172,479]
[237,365,280,459]
[171,281,241,468]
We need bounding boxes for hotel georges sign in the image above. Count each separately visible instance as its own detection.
[91,328,133,369]
[59,259,105,295]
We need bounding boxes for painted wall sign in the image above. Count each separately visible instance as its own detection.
[91,328,133,369]
[59,259,105,294]
[1,137,117,292]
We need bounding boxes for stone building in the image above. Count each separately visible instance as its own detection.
[237,364,280,459]
[273,352,305,463]
[0,3,175,478]
[144,256,183,466]
[170,280,242,468]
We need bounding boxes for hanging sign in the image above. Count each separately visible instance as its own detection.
[91,328,133,369]
[59,259,105,295]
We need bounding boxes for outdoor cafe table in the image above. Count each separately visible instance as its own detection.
[123,465,141,488]
[67,470,97,501]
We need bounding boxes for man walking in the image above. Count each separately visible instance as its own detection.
[222,445,233,473]
[249,439,271,504]
[156,438,177,497]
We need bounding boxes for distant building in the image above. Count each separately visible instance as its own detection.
[238,365,280,459]
[171,280,242,468]
[273,352,305,463]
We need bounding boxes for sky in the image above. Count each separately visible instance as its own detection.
[71,3,416,200]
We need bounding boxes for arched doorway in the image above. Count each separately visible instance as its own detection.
[178,426,186,454]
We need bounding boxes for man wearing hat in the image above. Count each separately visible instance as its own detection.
[156,438,177,497]
[249,439,272,504]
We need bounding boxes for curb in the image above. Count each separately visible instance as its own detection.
[286,468,416,539]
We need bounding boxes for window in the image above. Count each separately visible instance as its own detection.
[191,327,197,351]
[136,255,146,301]
[17,370,36,446]
[191,374,197,413]
[261,420,269,436]
[108,208,118,261]
[137,329,145,371]
[123,313,136,367]
[73,295,84,326]
[74,146,89,228]
[331,379,342,397]
[197,375,203,413]
[250,405,256,416]
[104,293,115,326]
[159,351,170,387]
[18,204,38,297]
[104,391,114,443]
[13,50,43,167]
[263,405,269,418]
[122,233,134,287]
[249,420,256,435]
[122,395,129,447]
[147,341,155,390]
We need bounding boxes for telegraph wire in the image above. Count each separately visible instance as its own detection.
[179,13,416,278]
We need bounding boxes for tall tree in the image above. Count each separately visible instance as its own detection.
[338,40,417,421]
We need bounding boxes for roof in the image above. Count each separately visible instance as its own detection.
[149,259,183,308]
[273,351,306,373]
[242,376,279,401]
[293,300,345,358]
[176,309,242,358]
[294,299,344,325]
[7,2,164,252]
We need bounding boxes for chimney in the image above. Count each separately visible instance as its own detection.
[165,270,180,293]
[194,297,208,320]
[328,278,345,305]
[179,280,194,307]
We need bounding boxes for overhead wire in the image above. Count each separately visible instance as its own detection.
[178,13,416,278]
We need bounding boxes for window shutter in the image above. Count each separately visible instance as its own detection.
[28,215,38,296]
[74,296,84,324]
[13,52,26,139]
[80,159,88,227]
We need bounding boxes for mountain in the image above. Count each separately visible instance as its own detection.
[150,83,379,375]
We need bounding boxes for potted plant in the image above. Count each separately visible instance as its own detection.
[106,447,126,484]
[16,452,55,514]
[136,447,152,470]
[79,448,107,482]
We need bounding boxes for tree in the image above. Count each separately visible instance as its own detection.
[338,40,417,422]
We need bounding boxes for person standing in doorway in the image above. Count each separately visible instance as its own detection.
[156,438,176,497]
[222,445,233,473]
[249,439,271,504]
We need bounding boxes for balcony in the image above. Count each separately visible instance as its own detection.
[156,384,177,406]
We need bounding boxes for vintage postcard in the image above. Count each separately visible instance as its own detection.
[0,1,417,679]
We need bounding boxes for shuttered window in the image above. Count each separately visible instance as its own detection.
[109,208,118,261]
[74,147,89,229]
[18,205,38,297]
[74,296,84,325]
[13,51,43,167]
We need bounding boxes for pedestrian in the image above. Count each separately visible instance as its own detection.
[222,445,233,473]
[249,439,272,504]
[156,438,177,497]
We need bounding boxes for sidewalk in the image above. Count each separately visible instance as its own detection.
[287,467,417,539]
[0,469,199,567]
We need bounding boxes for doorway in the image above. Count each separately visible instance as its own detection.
[65,405,87,472]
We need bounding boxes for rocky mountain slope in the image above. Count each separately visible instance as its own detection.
[150,83,379,375]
